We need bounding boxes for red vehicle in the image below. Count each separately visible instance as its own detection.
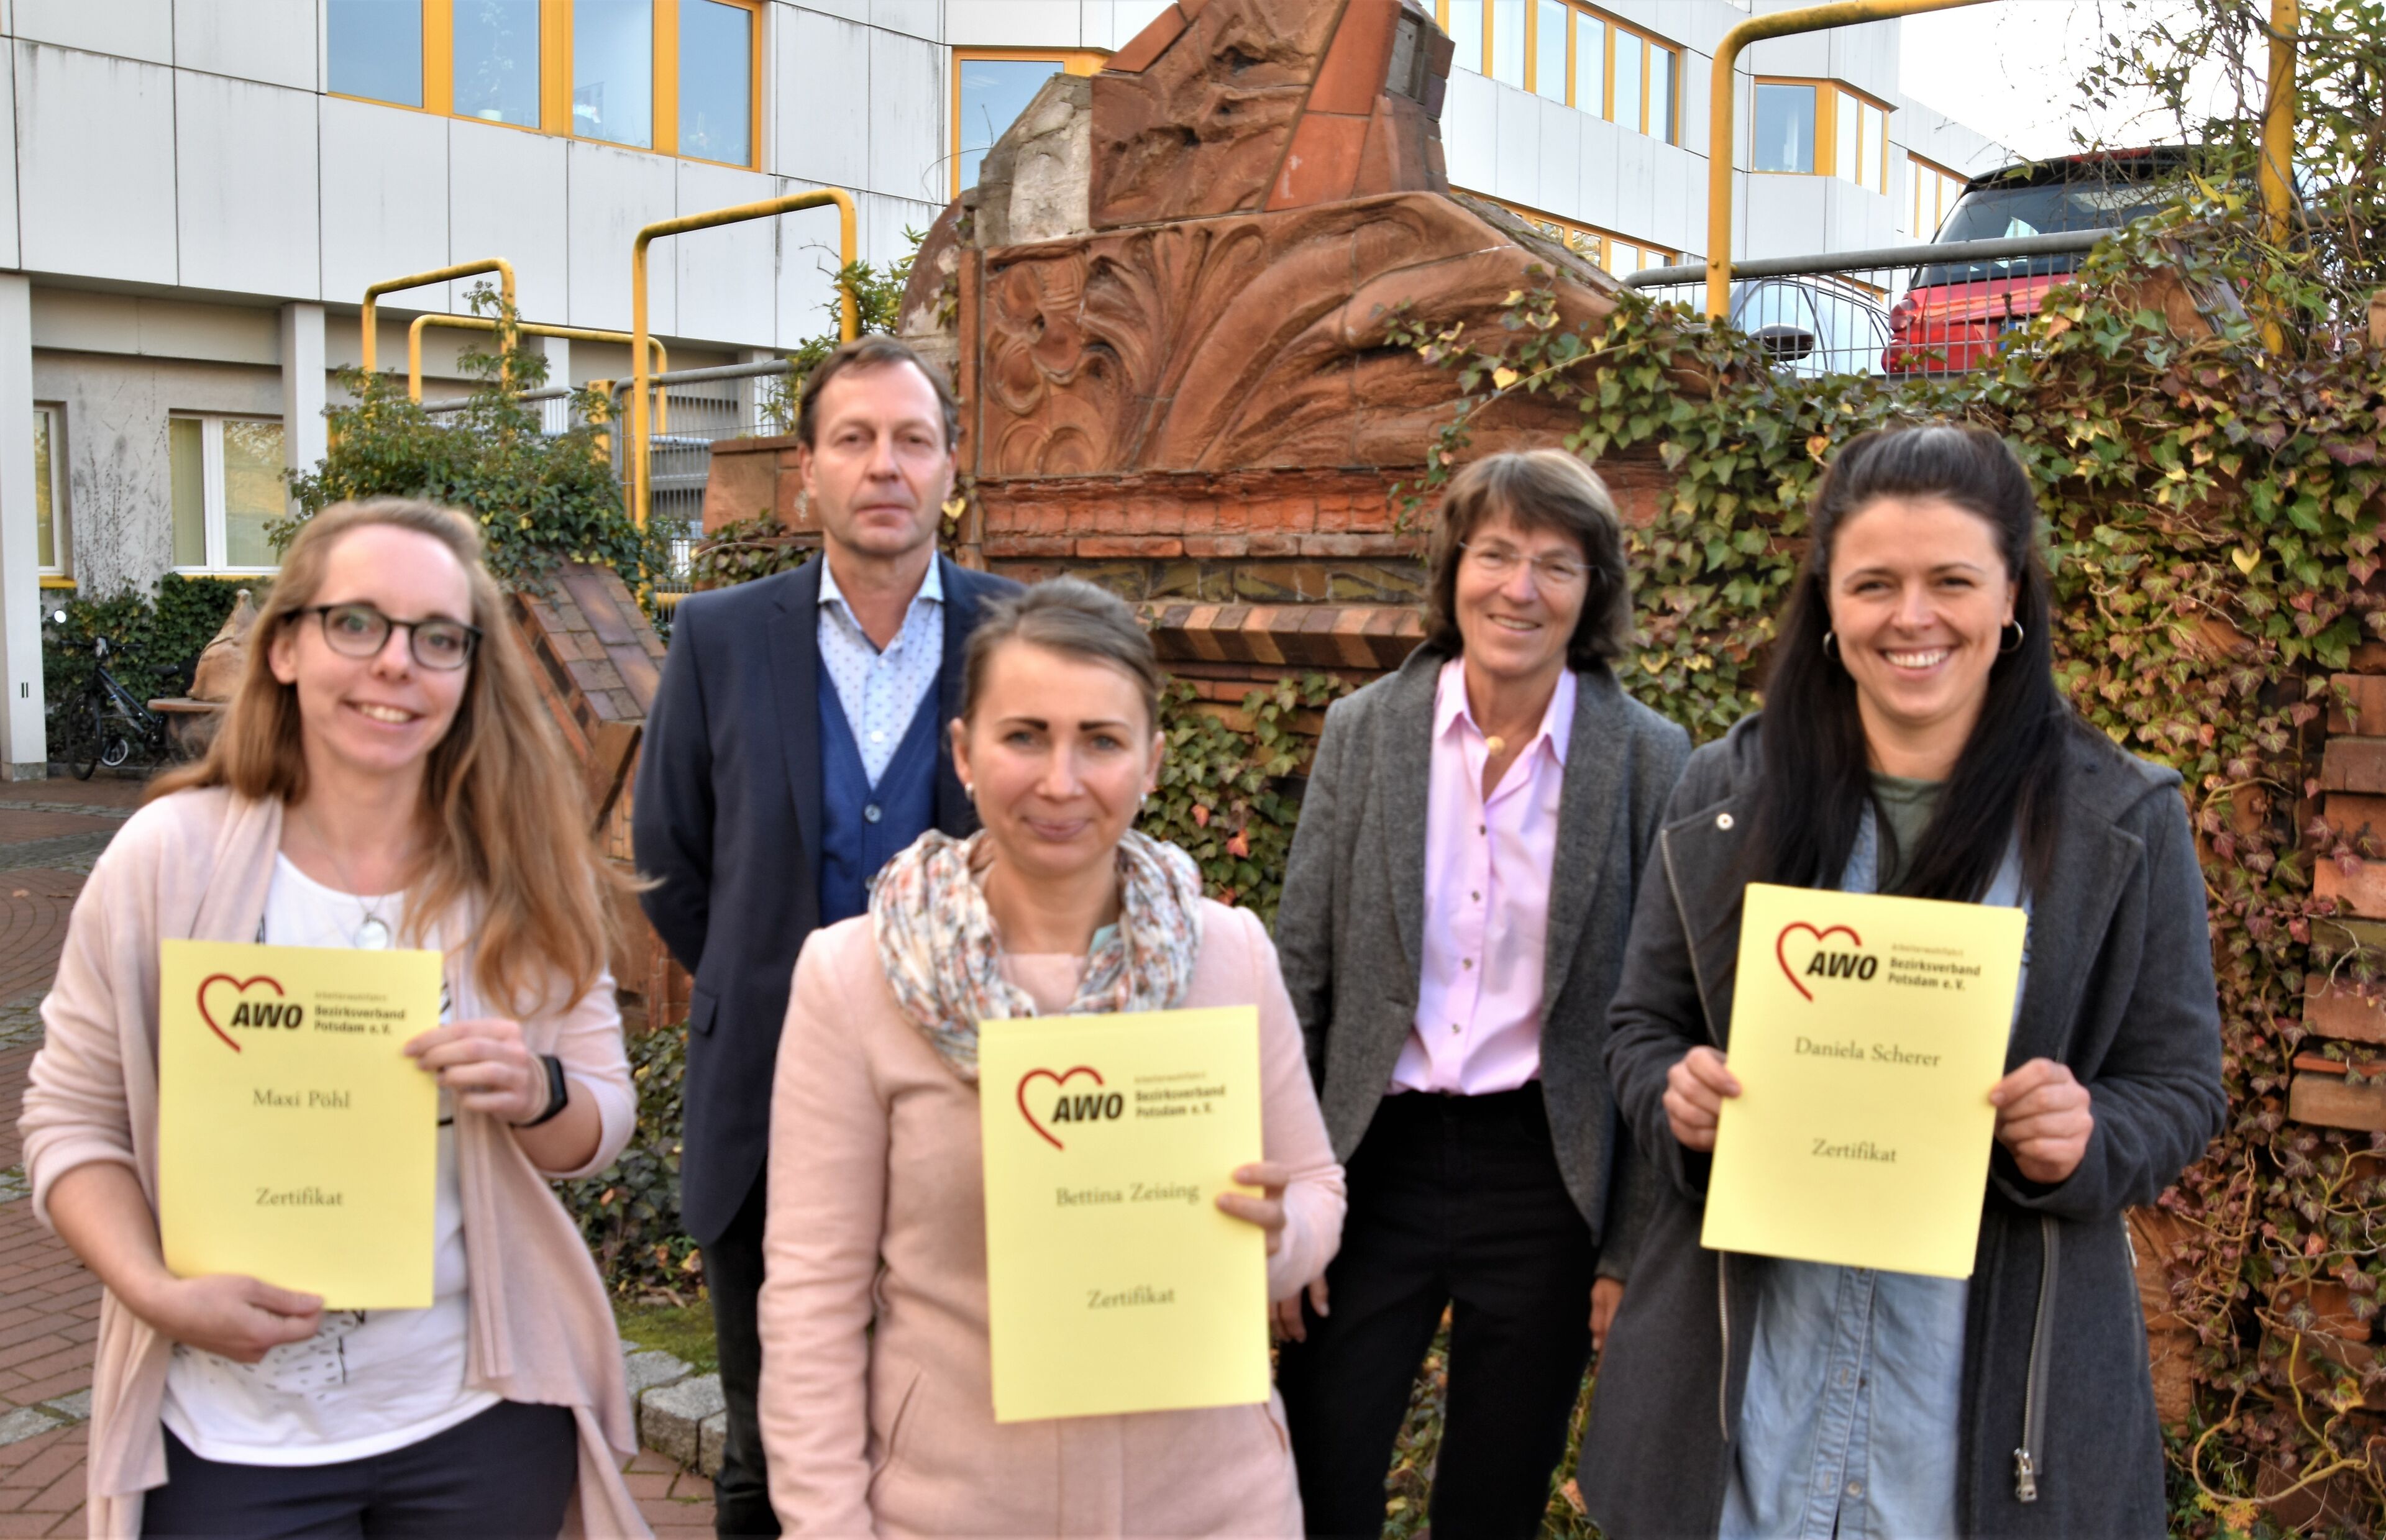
[1884,147,2188,373]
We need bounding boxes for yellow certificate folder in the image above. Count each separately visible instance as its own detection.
[978,1006,1268,1423]
[157,939,442,1309]
[1701,883,2026,1279]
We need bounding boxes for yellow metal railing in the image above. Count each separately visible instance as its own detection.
[630,189,857,527]
[1704,0,1995,319]
[406,314,668,429]
[361,258,517,376]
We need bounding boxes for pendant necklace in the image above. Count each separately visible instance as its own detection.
[304,814,401,950]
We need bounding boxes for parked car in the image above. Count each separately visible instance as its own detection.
[1734,275,1893,377]
[1883,147,2190,373]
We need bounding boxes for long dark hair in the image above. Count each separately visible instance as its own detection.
[1750,424,2076,900]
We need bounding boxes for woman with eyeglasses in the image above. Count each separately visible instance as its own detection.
[1272,451,1689,1538]
[20,499,650,1538]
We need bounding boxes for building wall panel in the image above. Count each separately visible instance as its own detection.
[869,0,941,42]
[449,119,570,324]
[1534,96,1579,224]
[1442,69,1497,191]
[16,43,178,285]
[773,178,847,349]
[776,9,871,191]
[867,27,943,203]
[946,1,1079,47]
[0,61,21,269]
[173,0,318,91]
[674,160,781,344]
[177,73,321,300]
[13,0,172,65]
[567,139,681,335]
[319,97,451,314]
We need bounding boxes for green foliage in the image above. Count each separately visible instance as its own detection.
[563,1018,703,1300]
[756,245,921,435]
[1383,197,2386,1531]
[1136,674,1350,922]
[687,514,813,590]
[40,575,250,757]
[283,287,660,594]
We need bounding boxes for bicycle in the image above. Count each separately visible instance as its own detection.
[55,621,175,780]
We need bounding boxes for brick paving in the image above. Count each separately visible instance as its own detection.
[0,775,716,1536]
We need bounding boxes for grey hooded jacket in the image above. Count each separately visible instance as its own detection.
[1578,714,2226,1539]
[1272,646,1691,1265]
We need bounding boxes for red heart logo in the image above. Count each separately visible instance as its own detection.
[196,972,285,1053]
[1775,923,1862,1002]
[1016,1065,1104,1150]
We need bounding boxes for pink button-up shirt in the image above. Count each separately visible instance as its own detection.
[1389,656,1574,1096]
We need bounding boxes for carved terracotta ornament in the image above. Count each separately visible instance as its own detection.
[903,0,1636,490]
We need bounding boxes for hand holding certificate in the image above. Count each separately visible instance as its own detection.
[157,939,444,1309]
[1700,883,2027,1278]
[978,1006,1269,1423]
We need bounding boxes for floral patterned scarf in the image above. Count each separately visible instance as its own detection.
[870,827,1206,1083]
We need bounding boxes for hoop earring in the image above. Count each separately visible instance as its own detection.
[1821,631,1840,661]
[1999,621,2025,655]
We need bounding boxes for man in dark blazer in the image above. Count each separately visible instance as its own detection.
[634,336,1019,1538]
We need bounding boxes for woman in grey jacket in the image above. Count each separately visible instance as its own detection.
[1579,425,2224,1539]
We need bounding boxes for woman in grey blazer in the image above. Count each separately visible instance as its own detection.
[1272,450,1690,1539]
[1578,425,2224,1538]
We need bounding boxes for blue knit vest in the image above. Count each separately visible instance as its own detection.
[816,655,942,927]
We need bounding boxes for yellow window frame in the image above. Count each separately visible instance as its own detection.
[1752,78,1893,194]
[326,0,765,170]
[1909,150,1965,235]
[1437,1,1680,143]
[1473,190,1675,275]
[949,48,1108,198]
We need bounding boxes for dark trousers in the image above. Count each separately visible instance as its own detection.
[1276,1084,1597,1540]
[140,1398,575,1539]
[703,1172,781,1538]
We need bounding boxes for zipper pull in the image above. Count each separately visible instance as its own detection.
[2013,1448,2040,1503]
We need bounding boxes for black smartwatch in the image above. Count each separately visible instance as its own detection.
[518,1054,570,1128]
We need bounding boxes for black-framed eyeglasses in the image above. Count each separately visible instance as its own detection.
[1458,540,1592,588]
[305,604,482,671]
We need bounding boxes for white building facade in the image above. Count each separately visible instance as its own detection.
[0,0,2008,773]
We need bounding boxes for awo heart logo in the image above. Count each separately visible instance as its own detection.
[1775,923,1867,1002]
[195,972,289,1052]
[1016,1065,1119,1150]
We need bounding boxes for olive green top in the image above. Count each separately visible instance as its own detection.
[1869,772,1944,893]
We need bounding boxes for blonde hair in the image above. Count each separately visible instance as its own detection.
[151,499,623,1014]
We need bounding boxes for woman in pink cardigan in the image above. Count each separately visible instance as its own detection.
[757,578,1347,1536]
[19,500,648,1538]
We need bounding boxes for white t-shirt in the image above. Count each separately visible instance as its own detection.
[159,855,501,1465]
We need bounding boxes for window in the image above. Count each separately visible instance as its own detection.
[1490,0,1525,86]
[1437,3,1679,144]
[1910,154,1967,237]
[1481,194,1675,276]
[1755,83,1816,173]
[324,1,762,168]
[329,0,425,107]
[1754,80,1891,193]
[678,0,753,166]
[574,0,652,147]
[951,50,1107,196]
[1534,0,1566,102]
[453,0,542,125]
[1447,0,1484,70]
[32,408,65,579]
[170,417,285,573]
